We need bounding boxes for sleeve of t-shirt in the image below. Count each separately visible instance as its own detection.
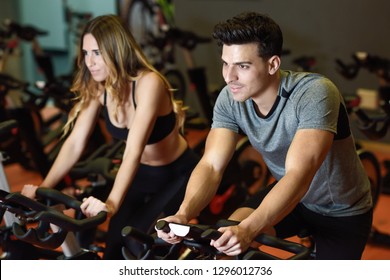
[296,76,341,134]
[211,86,241,133]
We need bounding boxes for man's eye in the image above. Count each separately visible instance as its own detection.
[240,64,249,69]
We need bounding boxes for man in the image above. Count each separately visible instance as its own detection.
[157,12,373,259]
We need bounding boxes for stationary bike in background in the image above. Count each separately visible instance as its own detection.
[0,120,105,259]
[289,51,384,208]
[0,119,58,259]
[336,51,390,246]
[0,22,115,251]
[0,175,108,259]
[126,0,214,126]
[0,22,56,176]
[336,52,390,195]
[0,119,124,258]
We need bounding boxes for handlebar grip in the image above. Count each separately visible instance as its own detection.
[6,192,48,213]
[35,210,107,232]
[199,219,239,240]
[241,249,280,260]
[254,234,311,260]
[36,187,81,210]
[122,225,155,248]
[8,188,107,231]
[200,228,222,240]
[215,219,239,227]
[155,220,170,233]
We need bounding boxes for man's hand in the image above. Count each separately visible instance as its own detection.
[155,214,188,244]
[211,225,254,256]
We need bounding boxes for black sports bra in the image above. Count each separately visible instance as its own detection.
[103,81,176,144]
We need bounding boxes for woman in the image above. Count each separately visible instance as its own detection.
[22,14,199,259]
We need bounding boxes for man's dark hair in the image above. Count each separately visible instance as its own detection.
[212,12,283,59]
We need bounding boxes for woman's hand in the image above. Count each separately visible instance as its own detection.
[21,184,39,199]
[22,184,81,199]
[80,196,109,217]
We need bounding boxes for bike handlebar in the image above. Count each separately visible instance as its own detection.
[0,73,29,94]
[167,27,211,51]
[336,52,390,83]
[200,219,311,260]
[2,19,48,41]
[69,140,124,183]
[122,219,311,260]
[1,188,107,249]
[352,107,390,140]
[336,52,390,140]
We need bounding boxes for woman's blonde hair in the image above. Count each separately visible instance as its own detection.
[63,14,185,136]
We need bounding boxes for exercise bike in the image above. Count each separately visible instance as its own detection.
[0,119,118,258]
[121,219,311,260]
[1,186,107,259]
[333,51,390,247]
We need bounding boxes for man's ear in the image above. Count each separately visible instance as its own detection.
[268,55,281,75]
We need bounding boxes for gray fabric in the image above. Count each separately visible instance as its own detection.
[212,70,372,217]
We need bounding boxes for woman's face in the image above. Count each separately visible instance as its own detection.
[82,33,109,82]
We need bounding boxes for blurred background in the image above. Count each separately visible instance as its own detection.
[1,0,389,133]
[1,0,390,260]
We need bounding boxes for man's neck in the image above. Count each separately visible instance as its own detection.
[251,74,281,117]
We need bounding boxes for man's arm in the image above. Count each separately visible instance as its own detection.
[156,128,239,241]
[213,128,334,255]
[176,128,239,220]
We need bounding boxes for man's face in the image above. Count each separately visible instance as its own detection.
[221,43,271,102]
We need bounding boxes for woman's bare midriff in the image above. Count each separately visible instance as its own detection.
[140,129,188,166]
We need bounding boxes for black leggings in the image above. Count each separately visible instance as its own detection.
[240,182,373,260]
[103,148,199,259]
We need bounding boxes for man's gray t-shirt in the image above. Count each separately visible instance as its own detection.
[212,70,372,217]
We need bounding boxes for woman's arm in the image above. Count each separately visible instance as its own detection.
[22,98,102,198]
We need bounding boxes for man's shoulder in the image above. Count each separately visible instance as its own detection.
[281,70,336,96]
[281,70,326,86]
